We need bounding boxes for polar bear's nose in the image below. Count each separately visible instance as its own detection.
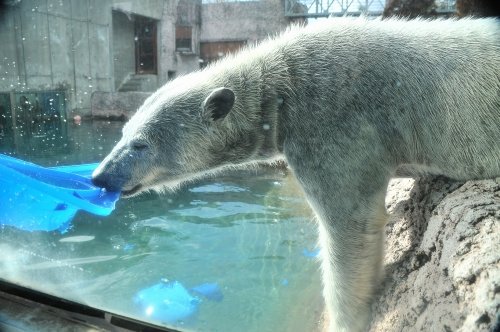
[92,172,110,190]
[92,170,122,192]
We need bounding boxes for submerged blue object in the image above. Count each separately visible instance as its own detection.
[190,282,223,302]
[302,247,320,258]
[134,279,201,324]
[0,154,120,232]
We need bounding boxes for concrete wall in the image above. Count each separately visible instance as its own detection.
[111,0,164,20]
[157,0,202,82]
[0,0,114,118]
[112,10,135,90]
[0,13,20,91]
[91,91,151,120]
[201,0,298,44]
[0,0,172,118]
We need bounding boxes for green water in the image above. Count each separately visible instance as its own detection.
[0,121,323,332]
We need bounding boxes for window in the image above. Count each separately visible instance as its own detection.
[176,26,193,52]
[200,40,246,67]
[135,17,158,74]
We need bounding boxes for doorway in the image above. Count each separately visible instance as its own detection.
[135,17,157,74]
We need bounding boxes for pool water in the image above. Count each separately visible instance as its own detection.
[0,121,323,332]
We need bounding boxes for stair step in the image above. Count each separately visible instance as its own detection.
[118,75,157,92]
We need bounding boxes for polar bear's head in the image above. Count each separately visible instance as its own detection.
[92,73,280,197]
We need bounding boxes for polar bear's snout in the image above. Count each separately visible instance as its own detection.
[91,168,112,190]
[92,168,143,196]
[92,159,131,193]
[92,140,149,194]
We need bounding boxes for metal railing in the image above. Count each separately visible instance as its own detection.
[284,0,456,17]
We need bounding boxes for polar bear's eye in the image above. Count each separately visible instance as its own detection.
[131,141,149,151]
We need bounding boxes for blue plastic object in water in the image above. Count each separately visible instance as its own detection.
[134,279,201,324]
[134,279,224,325]
[190,282,224,302]
[50,163,99,177]
[0,154,120,233]
[302,247,320,258]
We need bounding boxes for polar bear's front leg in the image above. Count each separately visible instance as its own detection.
[292,162,391,332]
[317,188,388,332]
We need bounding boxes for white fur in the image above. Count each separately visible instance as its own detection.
[95,17,500,331]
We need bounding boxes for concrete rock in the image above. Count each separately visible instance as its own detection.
[370,177,499,332]
[91,91,151,120]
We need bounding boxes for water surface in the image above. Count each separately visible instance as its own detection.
[0,120,323,332]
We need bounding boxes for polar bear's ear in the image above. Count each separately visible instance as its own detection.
[203,87,235,121]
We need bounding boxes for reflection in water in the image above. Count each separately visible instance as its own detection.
[59,235,96,243]
[171,201,269,219]
[21,254,118,271]
[189,183,249,193]
[0,118,123,165]
[0,121,323,332]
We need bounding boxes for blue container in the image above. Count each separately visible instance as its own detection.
[0,154,119,232]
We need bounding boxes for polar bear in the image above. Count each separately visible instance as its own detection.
[92,18,500,332]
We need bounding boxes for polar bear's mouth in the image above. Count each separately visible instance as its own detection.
[121,184,143,198]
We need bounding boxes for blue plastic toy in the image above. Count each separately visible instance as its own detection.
[134,279,201,324]
[134,279,223,325]
[0,154,119,233]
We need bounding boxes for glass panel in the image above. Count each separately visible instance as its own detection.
[0,1,321,331]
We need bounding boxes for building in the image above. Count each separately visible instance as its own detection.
[200,0,302,66]
[0,0,302,133]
